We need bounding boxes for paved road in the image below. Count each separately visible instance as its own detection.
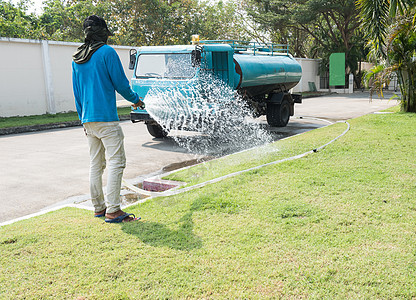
[0,92,398,223]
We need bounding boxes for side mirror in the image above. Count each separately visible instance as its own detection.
[191,48,201,67]
[129,49,137,70]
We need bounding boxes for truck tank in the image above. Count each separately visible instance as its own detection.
[233,53,302,97]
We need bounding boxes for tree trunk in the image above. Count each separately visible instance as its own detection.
[409,66,416,112]
[398,68,416,113]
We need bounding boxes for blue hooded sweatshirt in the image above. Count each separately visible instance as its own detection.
[72,44,139,123]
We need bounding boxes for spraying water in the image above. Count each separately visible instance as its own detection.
[144,72,272,155]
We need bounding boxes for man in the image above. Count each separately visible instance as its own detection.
[72,15,144,223]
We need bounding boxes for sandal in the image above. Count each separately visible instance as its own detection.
[105,213,140,223]
[94,209,106,218]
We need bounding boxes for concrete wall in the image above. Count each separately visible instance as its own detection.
[0,38,133,117]
[1,40,47,117]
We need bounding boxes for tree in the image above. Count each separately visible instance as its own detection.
[245,0,366,87]
[357,0,416,112]
[357,0,412,57]
[195,0,248,41]
[1,0,244,44]
[0,0,41,39]
[110,0,245,46]
[388,16,416,112]
[38,0,110,42]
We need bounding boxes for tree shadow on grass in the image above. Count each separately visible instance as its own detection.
[121,212,202,251]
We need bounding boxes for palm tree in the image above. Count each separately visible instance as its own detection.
[388,15,416,112]
[357,0,416,112]
[357,0,413,56]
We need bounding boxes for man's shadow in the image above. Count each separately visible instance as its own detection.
[121,197,211,251]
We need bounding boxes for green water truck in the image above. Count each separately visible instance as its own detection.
[128,40,302,138]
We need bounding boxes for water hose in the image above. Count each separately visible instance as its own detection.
[122,118,351,203]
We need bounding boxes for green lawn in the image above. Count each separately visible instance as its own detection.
[1,109,416,299]
[0,107,132,129]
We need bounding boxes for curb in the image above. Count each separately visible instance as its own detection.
[0,115,131,136]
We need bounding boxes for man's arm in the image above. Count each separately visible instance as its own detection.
[106,48,144,107]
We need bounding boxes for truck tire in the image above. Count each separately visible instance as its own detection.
[146,123,168,138]
[266,99,290,127]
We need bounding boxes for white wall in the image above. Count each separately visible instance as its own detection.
[292,58,321,93]
[0,38,133,117]
[48,43,79,113]
[0,39,47,116]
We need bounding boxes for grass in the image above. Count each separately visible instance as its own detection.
[0,107,132,129]
[1,109,416,299]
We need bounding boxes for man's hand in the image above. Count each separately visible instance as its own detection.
[132,97,145,110]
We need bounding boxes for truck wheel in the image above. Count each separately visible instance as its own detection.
[146,123,168,138]
[266,100,290,127]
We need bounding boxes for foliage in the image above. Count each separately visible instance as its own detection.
[197,0,248,41]
[357,0,413,58]
[358,0,416,112]
[0,0,41,38]
[356,0,390,58]
[36,0,111,42]
[363,64,393,97]
[110,0,245,46]
[0,0,244,45]
[387,15,416,112]
[245,0,366,86]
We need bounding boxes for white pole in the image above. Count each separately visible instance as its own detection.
[41,40,56,114]
[348,73,354,94]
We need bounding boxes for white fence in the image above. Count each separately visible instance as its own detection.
[0,38,322,117]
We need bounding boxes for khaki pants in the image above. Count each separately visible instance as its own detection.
[83,122,126,214]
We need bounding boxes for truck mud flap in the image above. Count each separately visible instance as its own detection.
[292,93,302,103]
[130,112,152,123]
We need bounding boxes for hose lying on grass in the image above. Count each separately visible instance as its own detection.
[122,118,351,204]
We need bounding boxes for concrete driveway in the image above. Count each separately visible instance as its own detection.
[0,92,399,223]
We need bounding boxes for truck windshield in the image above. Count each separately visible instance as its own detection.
[135,53,196,79]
